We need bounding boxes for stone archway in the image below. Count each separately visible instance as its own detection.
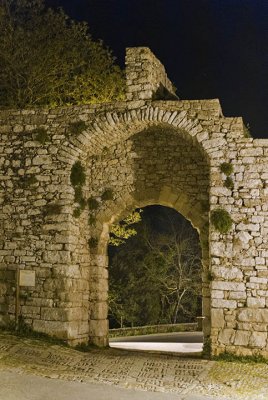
[82,123,211,346]
[0,46,267,357]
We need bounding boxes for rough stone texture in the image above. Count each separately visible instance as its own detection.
[0,47,268,357]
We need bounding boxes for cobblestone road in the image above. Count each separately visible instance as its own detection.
[0,333,268,399]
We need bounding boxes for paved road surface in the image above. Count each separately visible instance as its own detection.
[0,371,227,400]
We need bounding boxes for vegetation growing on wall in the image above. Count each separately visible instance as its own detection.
[34,128,49,144]
[44,203,62,216]
[220,162,233,176]
[0,0,125,108]
[70,161,86,187]
[69,121,87,136]
[211,208,232,233]
[101,188,114,201]
[224,176,234,189]
[220,162,234,191]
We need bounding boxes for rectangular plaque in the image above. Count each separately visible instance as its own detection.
[19,270,36,287]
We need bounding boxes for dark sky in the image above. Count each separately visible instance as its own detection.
[46,0,268,139]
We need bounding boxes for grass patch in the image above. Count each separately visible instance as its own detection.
[214,352,268,364]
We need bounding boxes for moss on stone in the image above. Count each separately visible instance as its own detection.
[23,175,38,186]
[88,197,99,210]
[220,162,233,176]
[69,120,87,135]
[101,188,114,201]
[224,176,234,189]
[70,161,86,187]
[211,208,232,234]
[73,207,82,218]
[44,203,62,216]
[88,237,98,248]
[34,128,49,144]
[88,214,96,225]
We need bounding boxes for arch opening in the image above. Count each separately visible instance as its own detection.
[107,205,205,353]
[83,120,210,348]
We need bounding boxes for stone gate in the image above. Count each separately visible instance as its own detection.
[0,47,268,357]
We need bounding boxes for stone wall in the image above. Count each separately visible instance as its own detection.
[0,47,268,356]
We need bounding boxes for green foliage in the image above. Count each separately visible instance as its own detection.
[88,237,98,249]
[88,214,96,225]
[70,161,86,187]
[73,207,81,218]
[74,186,85,205]
[202,337,212,359]
[88,197,100,210]
[207,271,214,282]
[224,176,234,189]
[69,121,87,135]
[214,352,267,364]
[0,0,125,108]
[220,162,233,176]
[34,128,49,144]
[211,208,232,234]
[44,203,62,216]
[101,188,114,201]
[23,175,38,186]
[109,210,142,246]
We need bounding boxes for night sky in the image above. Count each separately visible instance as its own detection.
[46,0,268,139]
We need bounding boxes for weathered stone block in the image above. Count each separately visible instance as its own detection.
[234,330,251,346]
[218,328,235,345]
[211,308,225,328]
[249,331,267,348]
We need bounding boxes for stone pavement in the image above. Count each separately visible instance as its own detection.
[0,333,268,399]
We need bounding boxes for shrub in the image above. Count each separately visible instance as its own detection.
[88,214,96,225]
[69,121,87,135]
[211,208,232,234]
[224,176,234,189]
[88,197,99,210]
[73,207,82,218]
[70,161,86,187]
[23,175,38,186]
[34,128,49,144]
[74,186,83,203]
[101,188,114,201]
[220,162,233,176]
[88,237,98,248]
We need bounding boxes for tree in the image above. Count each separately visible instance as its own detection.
[0,0,125,108]
[108,207,202,328]
[109,210,142,246]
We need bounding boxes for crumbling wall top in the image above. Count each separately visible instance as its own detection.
[125,47,178,102]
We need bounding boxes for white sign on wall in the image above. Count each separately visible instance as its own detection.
[19,270,36,287]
